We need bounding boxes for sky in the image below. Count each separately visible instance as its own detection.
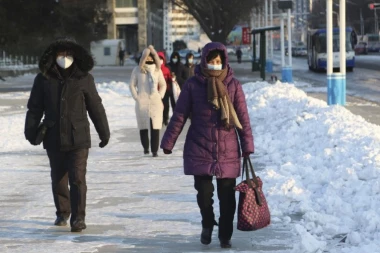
[0,79,379,253]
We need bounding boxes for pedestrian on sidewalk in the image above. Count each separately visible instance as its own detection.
[160,42,254,248]
[130,45,167,157]
[168,51,186,89]
[118,49,125,66]
[236,47,242,63]
[24,37,110,233]
[158,51,174,126]
[183,52,196,81]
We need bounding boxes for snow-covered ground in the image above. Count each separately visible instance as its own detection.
[0,79,379,253]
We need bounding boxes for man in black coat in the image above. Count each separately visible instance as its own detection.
[236,47,243,63]
[24,37,110,232]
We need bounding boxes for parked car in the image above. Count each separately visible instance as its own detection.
[367,42,380,53]
[354,42,368,55]
[292,46,307,57]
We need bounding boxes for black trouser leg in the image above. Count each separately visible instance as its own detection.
[139,129,149,152]
[162,92,170,124]
[150,119,159,153]
[66,149,89,225]
[47,150,71,219]
[217,178,236,240]
[194,176,216,228]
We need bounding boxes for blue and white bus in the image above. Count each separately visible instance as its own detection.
[307,27,355,72]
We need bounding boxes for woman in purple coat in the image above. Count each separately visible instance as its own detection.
[160,42,254,248]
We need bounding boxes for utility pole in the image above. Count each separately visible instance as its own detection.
[278,0,293,83]
[368,3,380,33]
[360,8,364,36]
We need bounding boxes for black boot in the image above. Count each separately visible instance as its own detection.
[144,150,149,154]
[71,219,86,232]
[200,227,213,245]
[219,239,232,248]
[152,152,158,157]
[54,216,69,226]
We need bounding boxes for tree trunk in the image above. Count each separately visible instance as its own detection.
[173,0,263,43]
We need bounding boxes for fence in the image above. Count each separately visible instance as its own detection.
[0,51,39,69]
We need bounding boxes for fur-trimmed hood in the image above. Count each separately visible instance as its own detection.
[39,37,94,77]
[138,45,161,73]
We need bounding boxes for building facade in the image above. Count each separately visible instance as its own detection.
[106,0,163,54]
[163,0,201,55]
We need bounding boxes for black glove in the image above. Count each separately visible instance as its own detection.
[242,152,251,158]
[99,139,109,148]
[27,139,38,146]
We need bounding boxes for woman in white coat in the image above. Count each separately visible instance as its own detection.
[130,45,167,157]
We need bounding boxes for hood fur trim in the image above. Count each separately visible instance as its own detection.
[39,37,94,77]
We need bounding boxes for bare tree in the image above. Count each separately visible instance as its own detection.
[172,0,264,42]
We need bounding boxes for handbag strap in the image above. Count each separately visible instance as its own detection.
[242,157,263,206]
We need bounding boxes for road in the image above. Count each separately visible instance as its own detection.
[271,53,380,104]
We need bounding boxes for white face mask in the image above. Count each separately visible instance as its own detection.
[172,58,178,63]
[56,56,74,69]
[188,58,193,64]
[207,64,222,70]
[160,59,164,65]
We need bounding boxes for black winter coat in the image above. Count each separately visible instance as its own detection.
[168,52,187,89]
[24,38,110,151]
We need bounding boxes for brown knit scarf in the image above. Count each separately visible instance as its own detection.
[201,67,243,130]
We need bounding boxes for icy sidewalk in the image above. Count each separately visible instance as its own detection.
[2,75,379,253]
[0,99,297,253]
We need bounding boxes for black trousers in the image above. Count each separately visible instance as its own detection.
[139,118,160,153]
[47,148,89,225]
[194,175,236,240]
[163,90,176,123]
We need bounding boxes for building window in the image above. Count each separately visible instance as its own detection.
[104,47,111,56]
[116,0,137,8]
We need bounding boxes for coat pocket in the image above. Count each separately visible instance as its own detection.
[71,120,89,146]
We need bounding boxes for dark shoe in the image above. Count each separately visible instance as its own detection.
[219,239,232,248]
[163,120,168,126]
[200,227,213,245]
[54,216,69,226]
[144,150,149,154]
[152,152,158,157]
[71,219,86,232]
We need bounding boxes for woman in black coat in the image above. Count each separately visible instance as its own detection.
[24,37,110,232]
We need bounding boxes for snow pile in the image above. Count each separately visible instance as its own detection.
[243,81,380,253]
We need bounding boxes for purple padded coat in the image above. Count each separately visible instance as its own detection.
[160,42,254,179]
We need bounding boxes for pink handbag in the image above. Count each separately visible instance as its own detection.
[235,157,270,231]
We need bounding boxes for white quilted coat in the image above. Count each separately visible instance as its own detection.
[130,65,167,130]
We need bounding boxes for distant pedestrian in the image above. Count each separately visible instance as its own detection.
[119,49,125,66]
[183,52,196,81]
[130,45,167,157]
[24,37,110,233]
[164,51,186,123]
[158,51,174,126]
[168,51,186,89]
[160,42,254,248]
[236,47,242,63]
[134,51,141,65]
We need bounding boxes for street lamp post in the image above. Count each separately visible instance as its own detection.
[278,0,293,83]
[327,0,346,105]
